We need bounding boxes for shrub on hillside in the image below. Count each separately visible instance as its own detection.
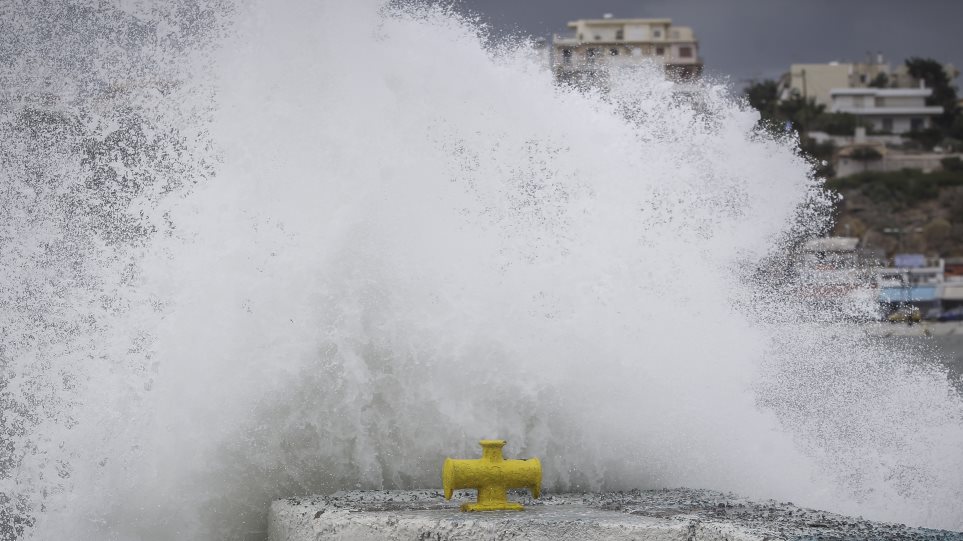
[941,156,963,172]
[827,169,963,206]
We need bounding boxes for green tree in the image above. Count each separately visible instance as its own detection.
[778,95,826,133]
[905,57,960,130]
[744,79,780,119]
[743,80,829,134]
[810,112,866,135]
[941,156,963,172]
[868,72,890,88]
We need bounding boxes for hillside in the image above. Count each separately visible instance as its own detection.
[826,169,963,257]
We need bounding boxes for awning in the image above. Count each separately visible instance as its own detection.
[879,286,938,303]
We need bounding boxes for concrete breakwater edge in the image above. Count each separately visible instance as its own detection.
[269,489,963,541]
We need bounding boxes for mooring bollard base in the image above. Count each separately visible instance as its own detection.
[268,488,963,541]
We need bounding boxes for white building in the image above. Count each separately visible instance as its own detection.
[828,86,943,134]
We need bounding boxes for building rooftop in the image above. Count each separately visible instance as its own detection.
[803,237,860,253]
[566,18,673,27]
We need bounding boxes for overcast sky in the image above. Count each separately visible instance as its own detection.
[456,0,963,88]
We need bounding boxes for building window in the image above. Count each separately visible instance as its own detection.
[853,96,864,108]
[615,29,624,40]
[578,33,583,41]
[586,48,598,63]
[653,29,662,38]
[859,74,867,83]
[678,46,693,58]
[594,34,601,40]
[609,48,619,56]
[882,118,893,132]
[562,48,572,64]
[655,46,665,56]
[910,117,924,131]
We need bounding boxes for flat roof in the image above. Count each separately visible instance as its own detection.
[568,18,673,27]
[832,106,944,116]
[880,286,938,303]
[802,237,859,253]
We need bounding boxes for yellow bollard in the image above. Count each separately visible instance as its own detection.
[443,439,541,511]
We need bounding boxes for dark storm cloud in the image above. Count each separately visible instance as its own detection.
[455,0,963,87]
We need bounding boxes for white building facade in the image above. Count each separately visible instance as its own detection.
[829,87,943,134]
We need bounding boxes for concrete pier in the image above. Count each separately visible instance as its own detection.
[269,488,963,541]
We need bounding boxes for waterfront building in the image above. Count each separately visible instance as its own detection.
[551,15,702,83]
[877,255,944,314]
[795,237,962,317]
[794,237,879,319]
[941,283,963,310]
[943,258,963,310]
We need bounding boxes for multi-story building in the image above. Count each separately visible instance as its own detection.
[779,56,957,108]
[829,85,943,134]
[551,15,702,83]
[782,62,855,108]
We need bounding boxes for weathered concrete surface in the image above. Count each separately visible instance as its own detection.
[268,489,963,541]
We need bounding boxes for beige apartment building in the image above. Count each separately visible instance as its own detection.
[551,16,702,83]
[781,56,958,108]
[783,63,856,107]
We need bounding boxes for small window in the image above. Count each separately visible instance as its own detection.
[562,48,573,64]
[678,46,692,58]
[594,34,601,41]
[655,46,665,55]
[609,48,619,56]
[615,29,624,40]
[578,33,583,40]
[653,29,662,38]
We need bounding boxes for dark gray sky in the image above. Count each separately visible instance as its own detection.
[456,0,963,87]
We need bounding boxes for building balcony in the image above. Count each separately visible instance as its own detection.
[554,55,703,71]
[831,106,944,116]
[552,36,699,46]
